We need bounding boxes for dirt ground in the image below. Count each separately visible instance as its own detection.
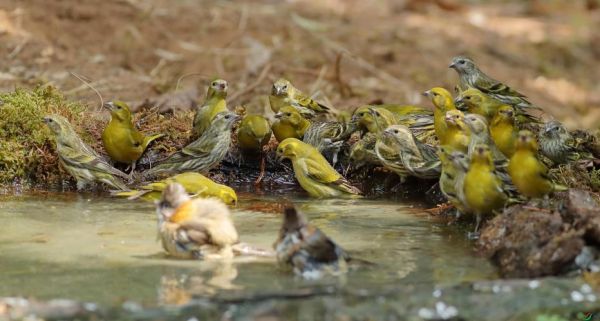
[0,0,599,128]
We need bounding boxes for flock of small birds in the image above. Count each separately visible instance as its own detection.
[41,55,599,277]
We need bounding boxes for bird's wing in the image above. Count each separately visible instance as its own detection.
[294,92,329,112]
[61,145,128,179]
[180,135,215,158]
[300,226,342,263]
[300,157,341,184]
[475,73,527,98]
[178,222,211,246]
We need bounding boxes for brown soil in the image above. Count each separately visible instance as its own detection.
[1,0,599,128]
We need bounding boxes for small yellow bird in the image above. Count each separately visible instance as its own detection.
[349,132,380,169]
[437,146,470,215]
[237,115,272,152]
[269,78,329,117]
[490,105,518,158]
[271,105,311,142]
[156,183,239,259]
[508,130,566,198]
[463,113,507,163]
[443,110,471,153]
[276,138,361,198]
[382,125,440,179]
[43,115,129,191]
[237,114,272,184]
[463,144,508,232]
[115,172,237,205]
[192,79,228,139]
[352,105,398,134]
[352,105,434,139]
[101,101,164,172]
[423,87,457,145]
[454,88,502,122]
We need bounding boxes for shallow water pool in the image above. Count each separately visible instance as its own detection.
[0,191,598,320]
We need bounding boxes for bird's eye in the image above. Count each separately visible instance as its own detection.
[458,59,465,64]
[465,96,471,100]
[286,113,291,117]
[433,92,439,96]
[282,85,287,90]
[375,112,381,116]
[224,115,230,119]
[212,82,217,86]
[116,106,122,110]
[393,129,399,134]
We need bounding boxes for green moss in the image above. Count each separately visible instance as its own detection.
[0,86,88,186]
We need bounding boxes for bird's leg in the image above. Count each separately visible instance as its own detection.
[468,215,481,240]
[254,153,266,186]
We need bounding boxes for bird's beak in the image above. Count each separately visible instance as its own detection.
[42,117,50,123]
[422,90,431,98]
[444,115,454,124]
[103,102,115,110]
[449,62,456,69]
[219,83,227,91]
[272,86,282,96]
[274,112,283,119]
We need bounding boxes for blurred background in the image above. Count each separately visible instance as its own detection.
[0,0,598,128]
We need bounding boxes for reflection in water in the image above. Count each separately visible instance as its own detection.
[0,193,496,307]
[159,261,240,305]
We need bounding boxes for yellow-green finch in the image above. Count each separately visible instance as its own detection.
[423,87,457,145]
[43,115,129,190]
[508,130,565,198]
[463,113,507,163]
[383,125,440,179]
[449,56,533,109]
[438,146,470,215]
[443,110,470,153]
[374,128,409,180]
[349,132,380,169]
[490,105,517,158]
[237,114,272,185]
[269,78,329,117]
[352,105,434,140]
[276,138,361,198]
[237,115,272,152]
[101,101,163,172]
[146,112,240,177]
[115,172,237,205]
[463,144,508,232]
[156,183,238,259]
[274,207,348,278]
[538,120,589,165]
[271,105,311,142]
[192,79,228,139]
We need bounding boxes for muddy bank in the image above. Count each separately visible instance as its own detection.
[478,189,600,278]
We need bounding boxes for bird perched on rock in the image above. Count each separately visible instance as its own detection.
[490,105,518,158]
[276,138,361,198]
[538,120,589,165]
[423,87,457,145]
[443,110,471,153]
[101,101,163,172]
[463,144,508,233]
[463,113,507,163]
[145,112,240,177]
[273,207,349,278]
[156,183,239,259]
[237,114,272,184]
[192,79,228,139]
[269,78,329,117]
[271,105,311,142]
[382,125,440,179]
[509,130,566,198]
[115,172,237,205]
[44,115,129,191]
[449,56,534,109]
